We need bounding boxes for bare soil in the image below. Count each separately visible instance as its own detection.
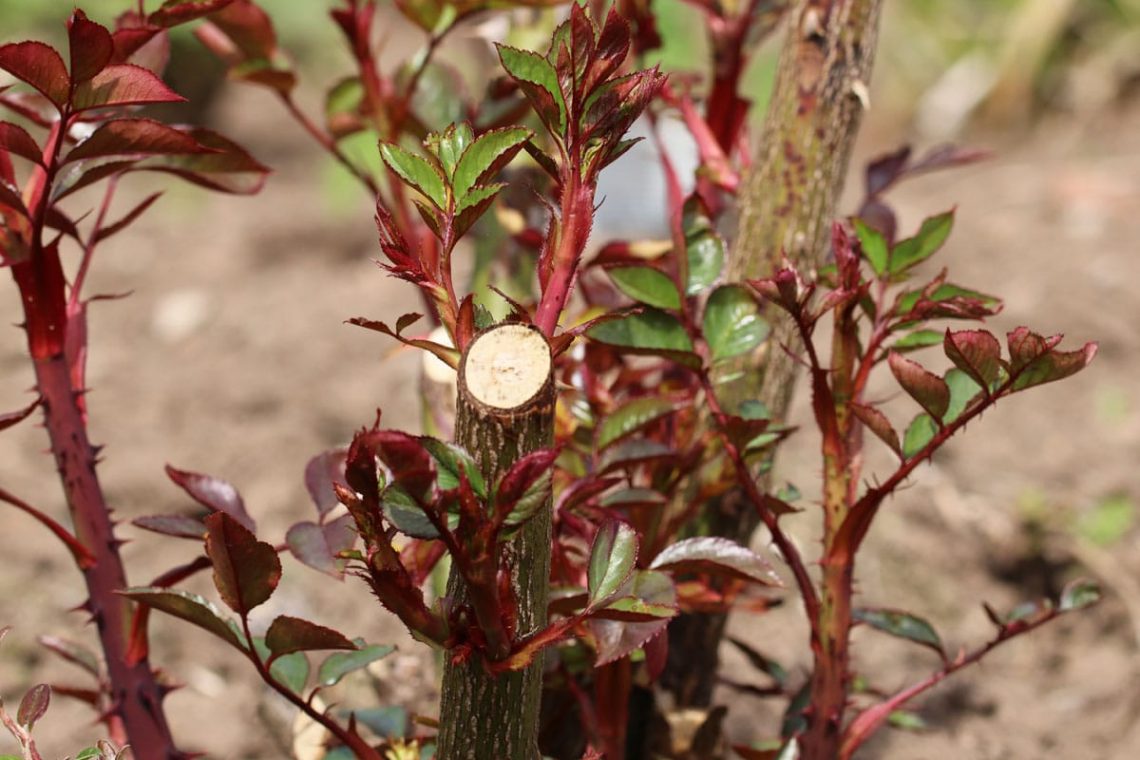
[0,82,1137,760]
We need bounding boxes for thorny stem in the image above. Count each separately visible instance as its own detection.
[8,106,180,758]
[838,605,1067,759]
[693,367,821,629]
[535,173,594,335]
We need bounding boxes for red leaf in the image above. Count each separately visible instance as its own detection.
[887,351,950,421]
[865,145,910,197]
[285,515,356,579]
[0,396,40,432]
[135,127,269,194]
[132,513,207,539]
[0,120,42,165]
[149,0,236,28]
[17,683,50,728]
[68,10,114,84]
[944,329,1004,390]
[374,430,436,501]
[589,618,671,667]
[304,447,349,517]
[850,403,902,457]
[265,615,356,659]
[109,26,162,65]
[1007,327,1097,391]
[0,41,70,108]
[204,512,280,616]
[71,63,185,111]
[207,0,279,60]
[64,118,215,163]
[165,464,256,531]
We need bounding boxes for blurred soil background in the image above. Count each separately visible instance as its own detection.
[1,0,1138,757]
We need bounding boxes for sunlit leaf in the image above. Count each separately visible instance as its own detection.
[650,537,781,586]
[379,143,447,209]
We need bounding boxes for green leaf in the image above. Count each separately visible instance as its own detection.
[943,368,983,423]
[353,706,409,740]
[853,217,888,275]
[854,607,945,658]
[902,413,937,459]
[452,126,531,202]
[892,329,943,352]
[684,203,725,295]
[607,266,681,310]
[419,438,485,498]
[252,637,310,694]
[597,397,675,450]
[121,587,244,649]
[889,210,954,274]
[888,710,928,731]
[703,285,769,362]
[502,469,553,532]
[381,486,457,540]
[317,643,396,688]
[586,309,695,359]
[379,143,447,210]
[1059,578,1102,611]
[587,522,638,606]
[495,45,567,134]
[1077,495,1135,547]
[424,122,473,179]
[894,283,1001,318]
[593,570,678,622]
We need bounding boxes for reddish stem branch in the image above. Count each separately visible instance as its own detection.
[838,606,1066,759]
[278,94,380,197]
[240,618,382,759]
[695,369,821,628]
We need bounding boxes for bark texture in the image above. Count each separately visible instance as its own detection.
[436,324,554,760]
[661,0,884,711]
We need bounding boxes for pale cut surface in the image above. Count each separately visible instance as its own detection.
[464,324,551,410]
